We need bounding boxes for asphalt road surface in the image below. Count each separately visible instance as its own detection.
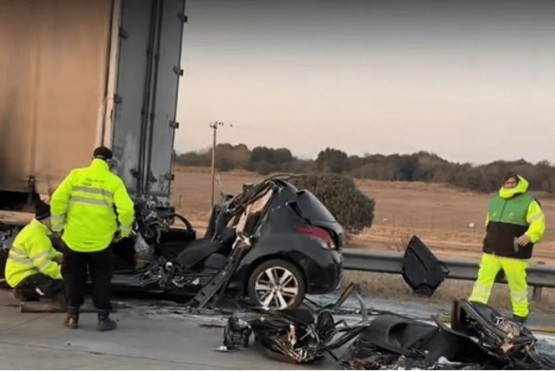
[2,289,555,369]
[0,291,341,369]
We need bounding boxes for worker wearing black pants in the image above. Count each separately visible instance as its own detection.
[62,247,114,314]
[50,147,135,331]
[14,273,65,302]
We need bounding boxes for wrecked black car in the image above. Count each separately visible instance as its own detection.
[110,174,344,310]
[221,291,555,370]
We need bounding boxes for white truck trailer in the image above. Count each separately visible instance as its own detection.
[0,0,186,215]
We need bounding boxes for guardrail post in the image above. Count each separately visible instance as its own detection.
[532,286,543,302]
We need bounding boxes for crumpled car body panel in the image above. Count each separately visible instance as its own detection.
[220,289,555,370]
[108,175,344,309]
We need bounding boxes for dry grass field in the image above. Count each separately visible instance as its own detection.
[171,166,555,313]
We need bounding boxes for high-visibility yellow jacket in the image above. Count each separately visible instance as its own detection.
[50,159,135,252]
[484,175,546,259]
[5,219,63,288]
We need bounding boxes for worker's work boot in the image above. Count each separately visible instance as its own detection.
[64,306,80,329]
[97,310,117,332]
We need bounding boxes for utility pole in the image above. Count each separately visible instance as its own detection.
[209,121,225,210]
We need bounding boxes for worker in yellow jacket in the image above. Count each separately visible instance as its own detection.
[5,203,65,303]
[51,146,135,331]
[469,173,546,324]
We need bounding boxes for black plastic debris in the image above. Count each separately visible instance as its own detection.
[219,292,555,370]
[221,306,367,364]
[223,316,251,350]
[401,235,449,297]
[344,299,555,370]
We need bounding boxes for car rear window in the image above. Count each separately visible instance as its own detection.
[296,190,337,222]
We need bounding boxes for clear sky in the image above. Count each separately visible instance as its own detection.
[174,0,555,164]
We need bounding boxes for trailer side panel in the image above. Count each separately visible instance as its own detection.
[0,0,113,195]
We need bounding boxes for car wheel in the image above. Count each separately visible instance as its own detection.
[248,259,306,310]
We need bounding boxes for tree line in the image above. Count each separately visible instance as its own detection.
[174,144,555,195]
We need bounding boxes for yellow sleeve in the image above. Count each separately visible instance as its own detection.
[28,235,62,280]
[52,248,63,262]
[525,200,546,243]
[50,171,75,233]
[113,179,135,237]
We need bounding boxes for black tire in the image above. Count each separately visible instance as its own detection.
[247,259,306,310]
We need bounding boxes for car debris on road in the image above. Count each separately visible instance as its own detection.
[219,284,555,370]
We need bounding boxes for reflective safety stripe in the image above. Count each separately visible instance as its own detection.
[529,212,545,223]
[31,251,49,264]
[9,246,28,257]
[72,186,114,199]
[69,196,113,208]
[120,225,132,233]
[510,289,528,303]
[52,225,65,233]
[8,256,32,264]
[36,260,51,270]
[51,215,66,231]
[9,250,55,272]
[469,283,492,304]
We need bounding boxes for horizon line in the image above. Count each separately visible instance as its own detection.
[175,142,552,167]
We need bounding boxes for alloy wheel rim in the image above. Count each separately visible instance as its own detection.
[254,267,299,309]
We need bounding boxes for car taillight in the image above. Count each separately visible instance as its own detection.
[295,225,336,249]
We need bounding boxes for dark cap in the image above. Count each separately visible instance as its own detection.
[35,202,51,221]
[93,146,113,161]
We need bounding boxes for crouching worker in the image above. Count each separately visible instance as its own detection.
[4,203,65,306]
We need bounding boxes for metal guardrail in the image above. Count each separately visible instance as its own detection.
[342,249,555,301]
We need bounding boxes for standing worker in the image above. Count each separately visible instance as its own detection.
[5,203,65,306]
[51,146,135,331]
[469,173,546,324]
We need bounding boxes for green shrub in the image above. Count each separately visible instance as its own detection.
[291,174,375,234]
